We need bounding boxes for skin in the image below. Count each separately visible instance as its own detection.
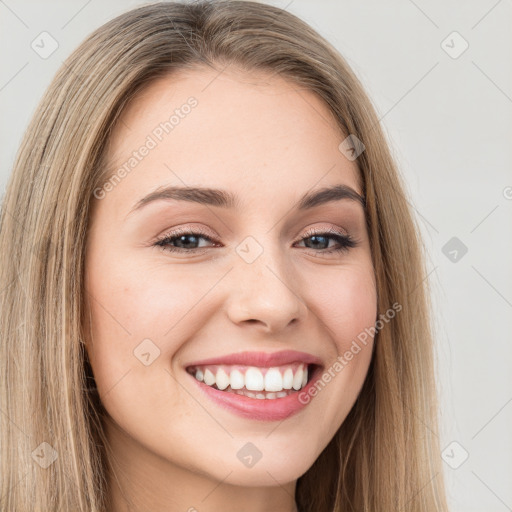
[83,64,377,512]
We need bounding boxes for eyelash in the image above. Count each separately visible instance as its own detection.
[153,226,359,256]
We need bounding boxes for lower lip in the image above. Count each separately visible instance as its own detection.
[187,365,322,421]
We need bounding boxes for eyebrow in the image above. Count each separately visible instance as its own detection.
[126,183,365,218]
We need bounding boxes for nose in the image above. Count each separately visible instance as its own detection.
[224,239,307,333]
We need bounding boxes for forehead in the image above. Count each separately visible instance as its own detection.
[102,65,362,214]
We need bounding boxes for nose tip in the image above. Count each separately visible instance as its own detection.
[225,252,306,332]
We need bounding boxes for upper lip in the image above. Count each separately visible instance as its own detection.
[185,350,323,368]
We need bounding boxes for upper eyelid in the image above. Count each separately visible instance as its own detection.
[154,226,214,244]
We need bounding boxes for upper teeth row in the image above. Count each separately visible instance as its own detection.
[192,363,309,392]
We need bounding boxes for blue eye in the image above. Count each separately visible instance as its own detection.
[154,227,358,255]
[296,228,358,254]
[154,228,216,252]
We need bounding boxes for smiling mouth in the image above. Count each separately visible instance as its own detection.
[185,362,318,399]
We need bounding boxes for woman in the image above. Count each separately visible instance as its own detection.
[0,1,449,511]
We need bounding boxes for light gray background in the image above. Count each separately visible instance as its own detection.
[1,1,511,511]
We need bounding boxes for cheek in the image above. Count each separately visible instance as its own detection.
[304,262,377,405]
[83,260,214,398]
[310,262,377,347]
[85,255,203,347]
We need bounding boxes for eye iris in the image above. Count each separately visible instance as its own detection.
[306,235,328,249]
[177,234,199,249]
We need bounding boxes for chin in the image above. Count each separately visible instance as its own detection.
[203,441,319,487]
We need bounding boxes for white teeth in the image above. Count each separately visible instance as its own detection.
[292,365,304,390]
[224,388,296,399]
[203,368,215,386]
[215,368,230,390]
[230,369,244,390]
[190,362,313,395]
[264,367,283,392]
[245,367,264,391]
[282,368,294,389]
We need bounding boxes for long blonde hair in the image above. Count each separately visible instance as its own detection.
[0,1,449,510]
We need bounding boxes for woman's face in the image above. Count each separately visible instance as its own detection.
[84,66,377,491]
